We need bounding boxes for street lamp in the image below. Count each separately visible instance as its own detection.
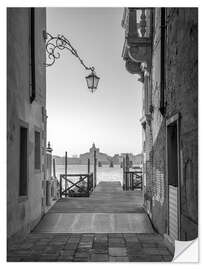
[85,69,100,93]
[44,32,100,93]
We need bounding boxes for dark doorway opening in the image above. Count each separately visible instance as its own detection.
[167,123,178,187]
[167,118,180,240]
[19,126,28,196]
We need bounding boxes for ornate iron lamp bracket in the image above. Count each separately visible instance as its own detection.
[43,31,95,72]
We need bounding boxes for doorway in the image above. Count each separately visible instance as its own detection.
[166,114,180,240]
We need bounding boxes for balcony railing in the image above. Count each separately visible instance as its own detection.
[122,8,153,77]
[135,8,151,38]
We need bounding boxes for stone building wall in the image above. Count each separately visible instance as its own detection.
[165,8,198,240]
[150,8,167,234]
[121,7,198,241]
[149,8,198,239]
[7,8,46,238]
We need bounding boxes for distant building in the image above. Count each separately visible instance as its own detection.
[120,153,142,166]
[132,153,143,166]
[53,155,81,165]
[80,143,111,165]
[7,8,47,238]
[112,154,120,164]
[53,148,142,167]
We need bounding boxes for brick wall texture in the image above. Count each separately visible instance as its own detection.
[145,8,198,240]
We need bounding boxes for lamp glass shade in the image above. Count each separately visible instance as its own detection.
[85,71,100,92]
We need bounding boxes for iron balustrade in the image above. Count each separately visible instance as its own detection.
[59,173,94,198]
[123,170,143,191]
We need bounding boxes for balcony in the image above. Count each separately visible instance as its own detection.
[122,8,153,80]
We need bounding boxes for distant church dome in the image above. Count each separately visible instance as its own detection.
[90,143,99,153]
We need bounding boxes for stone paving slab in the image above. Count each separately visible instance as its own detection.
[7,233,174,262]
[33,181,150,234]
[34,213,154,233]
[49,181,144,214]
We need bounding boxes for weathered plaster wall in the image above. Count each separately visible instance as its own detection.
[165,8,198,240]
[7,8,46,238]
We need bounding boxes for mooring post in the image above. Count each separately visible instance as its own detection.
[53,158,56,178]
[141,172,143,190]
[65,151,68,197]
[52,158,58,199]
[130,173,133,190]
[87,158,90,175]
[60,175,62,198]
[93,150,97,188]
[123,157,125,190]
[87,174,90,195]
[126,154,130,190]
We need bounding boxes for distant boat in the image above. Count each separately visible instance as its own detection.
[132,165,142,171]
[109,161,114,167]
[98,161,102,167]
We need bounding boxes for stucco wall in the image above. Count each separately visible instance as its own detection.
[7,8,46,238]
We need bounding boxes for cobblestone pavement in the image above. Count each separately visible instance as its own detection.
[7,183,174,262]
[7,233,173,262]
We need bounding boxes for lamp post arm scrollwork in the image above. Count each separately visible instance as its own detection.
[43,31,100,92]
[43,31,95,72]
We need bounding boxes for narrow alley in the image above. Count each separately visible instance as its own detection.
[6,7,198,264]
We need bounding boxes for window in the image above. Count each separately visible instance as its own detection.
[35,131,41,170]
[19,126,28,196]
[30,7,36,103]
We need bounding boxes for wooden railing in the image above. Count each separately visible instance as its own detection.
[59,173,93,198]
[123,170,142,191]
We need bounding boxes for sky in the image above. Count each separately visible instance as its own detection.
[47,8,143,157]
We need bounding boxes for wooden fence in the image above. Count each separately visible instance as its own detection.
[123,170,142,190]
[59,173,94,198]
